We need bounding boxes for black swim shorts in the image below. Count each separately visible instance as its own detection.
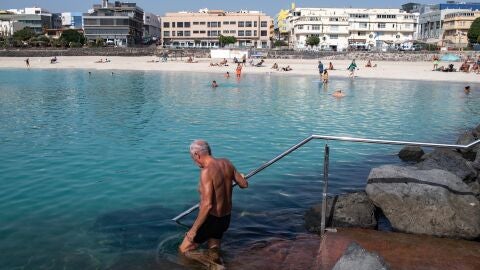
[193,214,231,244]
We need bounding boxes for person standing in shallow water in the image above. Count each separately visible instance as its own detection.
[236,63,242,78]
[179,140,248,255]
[348,59,357,78]
[318,60,324,80]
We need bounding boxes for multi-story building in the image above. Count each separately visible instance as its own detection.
[286,8,418,51]
[443,11,480,47]
[418,2,480,45]
[161,9,274,48]
[0,7,53,36]
[61,12,83,29]
[83,0,144,47]
[143,12,161,40]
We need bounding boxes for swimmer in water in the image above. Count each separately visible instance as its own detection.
[225,72,230,78]
[333,89,345,98]
[464,86,471,94]
[212,80,218,88]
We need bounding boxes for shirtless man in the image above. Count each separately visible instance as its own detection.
[179,140,248,254]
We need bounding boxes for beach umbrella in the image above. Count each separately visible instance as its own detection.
[440,54,461,62]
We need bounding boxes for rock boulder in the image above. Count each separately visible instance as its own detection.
[305,192,377,233]
[398,146,424,162]
[366,165,480,240]
[416,149,477,182]
[456,130,479,161]
[332,242,389,270]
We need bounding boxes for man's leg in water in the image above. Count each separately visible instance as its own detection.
[208,238,221,249]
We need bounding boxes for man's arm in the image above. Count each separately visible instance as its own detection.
[233,165,248,189]
[186,169,213,240]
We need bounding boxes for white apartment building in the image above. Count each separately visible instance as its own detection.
[419,9,472,44]
[161,9,274,48]
[286,8,419,51]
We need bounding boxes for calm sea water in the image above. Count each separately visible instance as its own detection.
[0,68,479,269]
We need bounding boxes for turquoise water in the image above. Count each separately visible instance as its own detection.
[0,68,479,269]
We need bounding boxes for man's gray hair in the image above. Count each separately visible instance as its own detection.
[190,140,212,155]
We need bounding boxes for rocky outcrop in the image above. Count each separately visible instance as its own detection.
[456,130,479,161]
[332,242,389,270]
[416,149,477,182]
[305,192,377,233]
[366,165,480,240]
[398,146,424,162]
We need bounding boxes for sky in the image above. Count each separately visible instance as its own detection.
[0,0,440,16]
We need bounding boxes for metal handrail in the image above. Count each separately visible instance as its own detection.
[171,135,480,222]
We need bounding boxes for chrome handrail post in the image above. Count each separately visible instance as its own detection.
[320,143,329,236]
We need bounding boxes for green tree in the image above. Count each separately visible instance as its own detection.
[13,27,36,41]
[306,36,320,47]
[274,40,288,47]
[218,35,237,47]
[467,17,480,44]
[60,29,86,46]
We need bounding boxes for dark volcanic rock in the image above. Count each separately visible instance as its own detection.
[366,165,480,240]
[398,146,424,162]
[332,242,389,270]
[305,192,377,232]
[456,130,479,161]
[416,149,477,182]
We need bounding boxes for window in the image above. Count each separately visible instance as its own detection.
[297,25,303,30]
[261,30,267,36]
[245,21,252,27]
[184,22,191,27]
[177,31,183,36]
[261,21,268,27]
[238,21,245,27]
[329,34,338,39]
[230,21,236,25]
[177,22,184,28]
[357,32,365,36]
[230,30,236,34]
[172,22,176,27]
[223,21,229,25]
[350,14,368,19]
[100,19,114,25]
[312,25,320,30]
[172,31,176,36]
[200,30,206,34]
[116,19,129,26]
[163,31,170,37]
[359,22,368,29]
[245,30,252,36]
[200,22,206,25]
[208,22,220,27]
[193,30,199,34]
[238,30,245,36]
[208,30,219,36]
[331,25,339,31]
[376,15,396,19]
[254,30,257,36]
[163,22,170,28]
[378,23,386,29]
[193,22,199,25]
[223,30,229,34]
[254,21,257,27]
[184,31,191,36]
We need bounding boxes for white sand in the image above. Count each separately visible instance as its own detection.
[1,56,479,83]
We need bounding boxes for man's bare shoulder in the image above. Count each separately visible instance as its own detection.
[216,158,234,167]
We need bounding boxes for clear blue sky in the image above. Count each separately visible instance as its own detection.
[0,0,440,16]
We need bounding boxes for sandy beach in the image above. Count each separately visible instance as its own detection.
[1,56,479,83]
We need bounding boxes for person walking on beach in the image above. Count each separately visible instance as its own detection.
[318,61,324,80]
[236,63,242,78]
[241,54,246,66]
[433,55,440,71]
[25,58,30,68]
[348,59,357,78]
[179,140,248,255]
